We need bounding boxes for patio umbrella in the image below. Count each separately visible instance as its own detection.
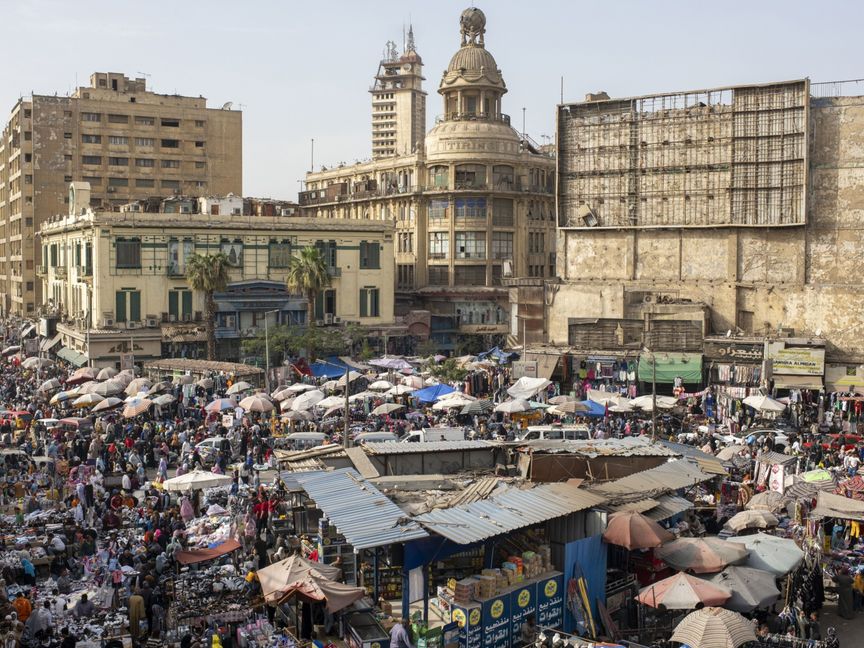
[461,400,493,415]
[320,380,339,392]
[369,380,394,391]
[348,391,376,403]
[292,389,325,411]
[174,374,194,385]
[196,378,214,389]
[285,383,317,393]
[72,393,104,408]
[279,398,297,412]
[22,357,52,370]
[149,381,172,394]
[152,394,176,407]
[76,381,100,394]
[551,400,591,414]
[636,572,731,610]
[123,397,153,418]
[609,401,634,413]
[671,607,756,648]
[50,389,79,405]
[239,395,274,413]
[656,537,750,574]
[93,380,124,396]
[257,553,343,603]
[433,397,474,411]
[630,394,678,410]
[586,389,623,406]
[716,445,748,462]
[282,410,313,422]
[1,345,20,356]
[66,366,99,385]
[316,395,345,409]
[271,387,293,401]
[700,566,780,612]
[602,511,675,550]
[92,397,123,412]
[322,406,345,419]
[745,491,791,514]
[372,403,404,416]
[96,367,118,381]
[494,399,531,414]
[336,371,364,388]
[206,398,237,413]
[725,510,779,533]
[726,533,804,577]
[742,394,786,413]
[549,394,577,405]
[402,375,425,389]
[112,372,134,387]
[226,381,253,395]
[161,470,233,492]
[125,378,152,396]
[438,391,477,403]
[38,378,62,393]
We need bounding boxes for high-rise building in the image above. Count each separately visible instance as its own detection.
[371,26,426,159]
[0,72,242,317]
[302,8,556,351]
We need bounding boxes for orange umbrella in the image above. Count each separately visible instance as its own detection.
[602,511,675,550]
[655,537,750,574]
[636,572,731,610]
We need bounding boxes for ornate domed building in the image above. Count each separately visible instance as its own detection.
[301,8,555,352]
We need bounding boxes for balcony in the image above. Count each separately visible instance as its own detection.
[327,266,342,278]
[76,265,92,279]
[435,112,511,126]
[55,266,67,278]
[35,265,46,276]
[167,264,186,277]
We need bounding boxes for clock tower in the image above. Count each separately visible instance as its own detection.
[370,25,427,159]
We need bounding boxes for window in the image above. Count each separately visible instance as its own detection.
[455,164,486,188]
[454,265,487,286]
[397,232,413,254]
[49,244,59,267]
[194,141,205,148]
[161,139,180,148]
[135,179,154,188]
[134,116,155,126]
[428,233,449,259]
[268,240,293,268]
[492,165,515,189]
[135,158,154,167]
[429,199,448,223]
[115,289,141,323]
[108,177,128,187]
[24,175,32,185]
[108,156,129,166]
[428,165,448,188]
[82,134,101,144]
[135,137,154,147]
[61,132,69,139]
[108,136,128,145]
[168,289,193,320]
[115,237,141,268]
[491,232,513,259]
[194,120,205,127]
[82,112,101,122]
[314,240,337,269]
[397,264,415,290]
[455,231,486,259]
[24,109,32,118]
[492,198,514,226]
[64,175,72,182]
[359,241,380,269]
[314,289,336,320]
[359,287,380,318]
[428,266,449,286]
[220,239,243,266]
[161,179,180,189]
[195,161,206,169]
[167,239,194,275]
[161,118,180,127]
[455,197,486,223]
[82,176,102,186]
[528,231,545,254]
[107,114,128,124]
[161,159,180,169]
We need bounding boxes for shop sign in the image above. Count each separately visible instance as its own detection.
[512,361,537,380]
[536,573,565,629]
[451,604,482,648]
[703,341,763,362]
[481,595,511,648]
[459,324,509,334]
[766,344,825,376]
[509,582,537,641]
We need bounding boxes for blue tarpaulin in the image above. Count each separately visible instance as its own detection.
[477,346,517,364]
[579,400,607,417]
[413,384,456,403]
[309,356,350,379]
[563,535,607,636]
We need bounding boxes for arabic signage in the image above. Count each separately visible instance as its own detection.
[765,343,825,376]
[703,341,764,362]
[509,582,537,643]
[451,603,482,648]
[536,573,565,629]
[481,594,511,648]
[459,324,509,334]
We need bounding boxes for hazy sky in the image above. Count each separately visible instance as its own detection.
[3,0,862,198]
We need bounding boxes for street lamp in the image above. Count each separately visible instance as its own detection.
[263,309,280,394]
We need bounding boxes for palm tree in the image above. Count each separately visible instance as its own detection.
[286,246,331,327]
[186,252,230,360]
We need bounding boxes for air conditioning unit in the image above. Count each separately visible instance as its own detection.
[182,313,192,322]
[315,320,325,326]
[126,321,139,330]
[324,313,334,325]
[146,317,158,328]
[102,318,115,328]
[333,316,342,325]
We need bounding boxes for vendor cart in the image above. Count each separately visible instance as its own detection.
[344,612,390,648]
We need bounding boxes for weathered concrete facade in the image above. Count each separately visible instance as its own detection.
[552,83,864,363]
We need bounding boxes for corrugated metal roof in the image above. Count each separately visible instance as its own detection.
[755,450,797,466]
[591,460,716,502]
[611,498,660,514]
[294,469,429,549]
[414,482,606,544]
[694,456,728,476]
[364,440,497,455]
[522,437,679,457]
[644,495,694,521]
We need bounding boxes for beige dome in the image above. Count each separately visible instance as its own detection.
[441,45,505,90]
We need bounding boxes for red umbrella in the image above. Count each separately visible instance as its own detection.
[602,511,675,550]
[636,572,731,610]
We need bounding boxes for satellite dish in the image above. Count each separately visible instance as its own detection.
[221,102,233,110]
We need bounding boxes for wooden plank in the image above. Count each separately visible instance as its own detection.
[345,446,379,479]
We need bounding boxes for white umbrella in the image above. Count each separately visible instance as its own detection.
[630,394,678,410]
[432,397,474,411]
[76,381,100,394]
[369,380,394,391]
[742,394,786,413]
[22,357,53,370]
[336,371,364,387]
[549,394,577,405]
[73,393,104,408]
[271,387,293,401]
[125,378,152,396]
[123,397,153,418]
[348,391,376,403]
[372,403,405,416]
[93,380,124,396]
[494,399,530,414]
[725,510,779,533]
[152,394,177,407]
[239,395,274,412]
[282,410,313,422]
[320,380,339,392]
[727,533,804,577]
[699,566,781,612]
[92,397,123,412]
[226,381,253,395]
[285,383,316,393]
[161,470,233,492]
[291,389,325,411]
[38,378,62,393]
[438,391,477,402]
[387,384,415,396]
[671,607,756,648]
[279,397,296,412]
[96,367,118,381]
[174,374,195,385]
[317,395,346,409]
[586,389,622,406]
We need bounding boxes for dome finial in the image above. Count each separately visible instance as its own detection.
[460,7,486,47]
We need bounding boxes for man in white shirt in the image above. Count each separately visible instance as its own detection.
[47,533,65,555]
[844,450,861,477]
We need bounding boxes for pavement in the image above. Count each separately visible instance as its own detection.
[818,598,864,644]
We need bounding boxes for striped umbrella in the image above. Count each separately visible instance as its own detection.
[72,393,104,408]
[671,607,756,648]
[92,397,124,412]
[206,398,237,413]
[123,397,153,418]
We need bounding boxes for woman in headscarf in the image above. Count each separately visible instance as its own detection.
[179,495,194,522]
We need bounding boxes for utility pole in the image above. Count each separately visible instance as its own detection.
[264,309,279,395]
[651,350,657,441]
[344,365,351,449]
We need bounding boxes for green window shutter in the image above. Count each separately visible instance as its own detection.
[130,291,141,322]
[168,291,178,319]
[182,290,193,317]
[359,288,368,318]
[115,291,127,323]
[371,288,379,317]
[359,241,367,268]
[329,240,337,268]
[314,292,324,320]
[370,243,380,269]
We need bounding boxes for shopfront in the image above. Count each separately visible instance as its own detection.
[704,338,765,430]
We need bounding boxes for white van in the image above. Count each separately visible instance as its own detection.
[401,427,465,443]
[355,432,399,444]
[516,425,590,442]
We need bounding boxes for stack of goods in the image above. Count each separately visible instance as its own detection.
[452,577,478,604]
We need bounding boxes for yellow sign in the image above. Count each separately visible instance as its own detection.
[371,643,381,648]
[469,609,481,625]
[490,600,504,619]
[452,609,466,628]
[517,589,531,608]
[766,344,825,376]
[544,579,558,597]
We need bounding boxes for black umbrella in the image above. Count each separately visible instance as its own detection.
[461,400,493,415]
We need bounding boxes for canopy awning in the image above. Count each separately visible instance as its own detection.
[638,352,703,384]
[40,333,62,352]
[175,538,242,565]
[773,374,823,390]
[523,352,560,379]
[812,491,864,522]
[56,347,89,367]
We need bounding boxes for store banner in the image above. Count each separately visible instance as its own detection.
[765,343,824,376]
[536,572,565,630]
[481,594,511,648]
[451,603,482,648]
[703,341,763,362]
[509,581,538,642]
